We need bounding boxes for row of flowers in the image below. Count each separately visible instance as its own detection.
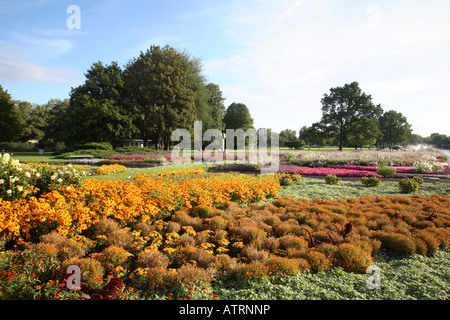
[281,150,448,166]
[278,167,384,178]
[0,169,280,240]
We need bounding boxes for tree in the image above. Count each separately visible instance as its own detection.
[43,99,70,144]
[0,85,23,142]
[378,110,412,148]
[430,133,450,148]
[14,101,50,142]
[318,82,383,151]
[124,45,196,149]
[205,83,226,132]
[67,61,137,146]
[299,125,327,147]
[279,129,297,148]
[223,102,254,131]
[346,116,381,149]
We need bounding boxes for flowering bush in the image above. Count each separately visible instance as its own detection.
[96,164,127,175]
[413,156,444,173]
[398,177,423,193]
[0,153,87,200]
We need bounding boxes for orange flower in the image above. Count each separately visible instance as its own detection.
[35,285,41,290]
[188,286,194,292]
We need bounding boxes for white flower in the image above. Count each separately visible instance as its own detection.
[35,172,41,178]
[16,185,23,192]
[57,178,63,183]
[51,175,57,181]
[0,179,4,184]
[6,189,12,196]
[25,172,31,178]
[1,153,10,164]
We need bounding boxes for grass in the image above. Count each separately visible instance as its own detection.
[213,247,450,300]
[8,152,67,163]
[277,177,450,200]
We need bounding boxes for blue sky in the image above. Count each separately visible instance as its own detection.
[1,0,449,136]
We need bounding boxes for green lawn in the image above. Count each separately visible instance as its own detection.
[277,177,450,200]
[9,152,67,163]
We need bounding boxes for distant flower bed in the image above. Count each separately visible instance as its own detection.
[282,150,448,167]
[279,167,382,178]
[96,164,127,175]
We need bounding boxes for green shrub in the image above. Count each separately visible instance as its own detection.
[399,177,421,193]
[337,243,373,273]
[114,146,164,154]
[76,142,113,151]
[361,176,381,187]
[325,174,341,185]
[376,167,397,177]
[379,232,416,256]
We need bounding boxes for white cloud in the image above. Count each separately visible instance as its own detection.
[0,44,80,85]
[12,32,74,58]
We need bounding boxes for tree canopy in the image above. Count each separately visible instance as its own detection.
[317,81,383,150]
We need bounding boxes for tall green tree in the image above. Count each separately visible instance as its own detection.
[378,110,412,148]
[299,124,328,147]
[67,61,136,146]
[318,82,383,151]
[0,85,23,142]
[124,45,196,149]
[223,102,254,131]
[205,83,226,132]
[14,101,50,142]
[346,116,381,149]
[279,129,297,148]
[43,99,70,144]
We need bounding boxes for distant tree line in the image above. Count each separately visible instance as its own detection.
[0,45,256,151]
[2,61,447,152]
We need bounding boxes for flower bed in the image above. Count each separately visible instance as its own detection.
[1,153,87,200]
[0,170,280,239]
[96,164,127,175]
[282,150,448,166]
[1,192,449,300]
[278,167,383,178]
